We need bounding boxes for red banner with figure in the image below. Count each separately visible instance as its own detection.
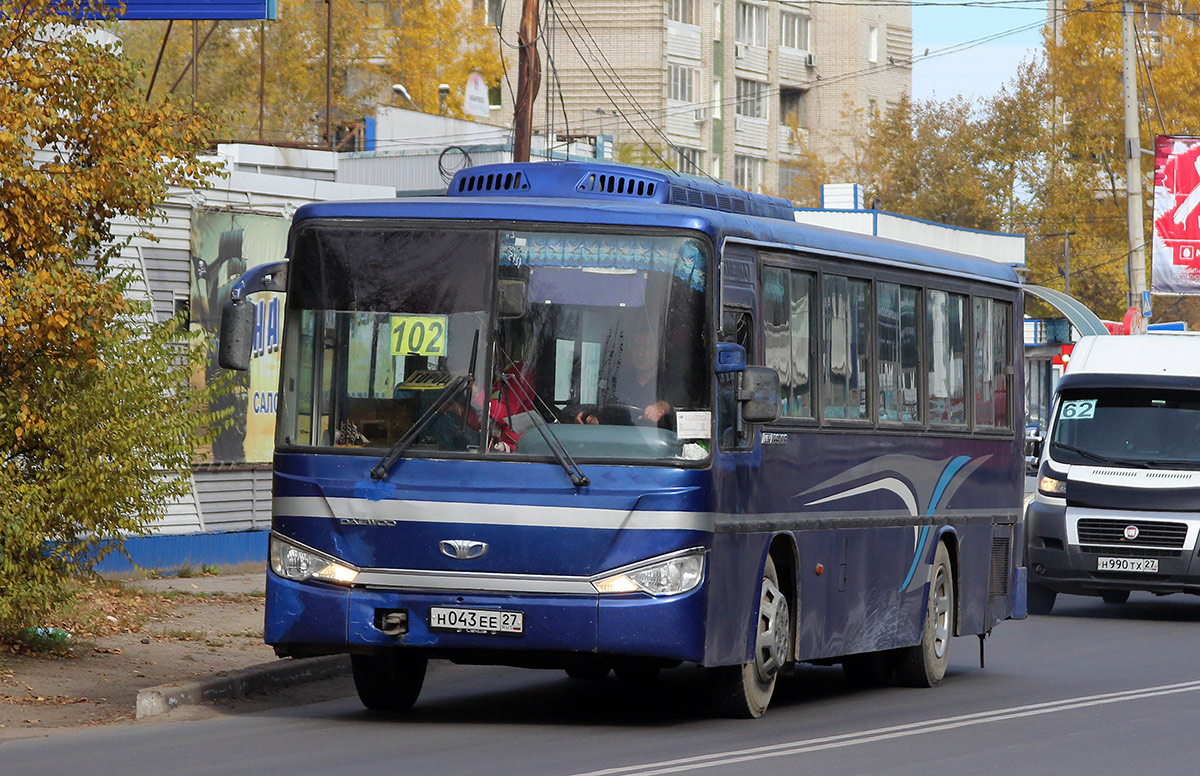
[1153,135,1200,294]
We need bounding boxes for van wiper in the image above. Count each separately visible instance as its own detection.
[498,371,590,488]
[1050,441,1147,468]
[370,374,470,480]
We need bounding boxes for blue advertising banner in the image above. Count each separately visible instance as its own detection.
[106,0,276,20]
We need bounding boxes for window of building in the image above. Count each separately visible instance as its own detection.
[712,78,722,119]
[868,25,879,63]
[822,275,872,421]
[878,283,921,423]
[735,77,766,118]
[473,0,502,26]
[973,297,1012,428]
[780,88,805,127]
[781,11,809,50]
[927,289,967,425]
[734,154,765,191]
[736,1,768,46]
[713,0,722,38]
[673,146,704,175]
[669,0,698,25]
[669,63,698,103]
[488,83,502,108]
[763,266,815,419]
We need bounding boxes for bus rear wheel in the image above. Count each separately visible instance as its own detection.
[709,555,790,719]
[895,542,953,688]
[351,649,428,711]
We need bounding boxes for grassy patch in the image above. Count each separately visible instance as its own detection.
[160,628,206,641]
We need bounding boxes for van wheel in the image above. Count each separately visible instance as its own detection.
[896,542,954,688]
[351,649,427,711]
[708,555,790,718]
[1101,589,1130,605]
[1027,582,1057,615]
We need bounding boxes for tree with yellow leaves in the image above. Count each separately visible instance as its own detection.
[0,0,227,633]
[116,0,503,145]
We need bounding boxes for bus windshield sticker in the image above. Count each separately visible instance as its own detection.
[675,411,712,439]
[399,370,454,391]
[1061,399,1097,420]
[390,315,448,357]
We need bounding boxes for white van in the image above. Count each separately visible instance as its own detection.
[1026,333,1200,614]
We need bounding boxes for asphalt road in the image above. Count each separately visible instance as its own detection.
[3,591,1198,776]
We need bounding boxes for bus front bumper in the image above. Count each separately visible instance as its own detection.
[263,572,709,665]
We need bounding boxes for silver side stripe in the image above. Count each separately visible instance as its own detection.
[273,496,715,532]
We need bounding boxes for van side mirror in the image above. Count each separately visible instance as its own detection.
[739,366,781,423]
[216,260,289,371]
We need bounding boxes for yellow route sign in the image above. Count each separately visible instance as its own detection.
[390,315,448,357]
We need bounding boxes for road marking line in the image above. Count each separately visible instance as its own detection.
[566,679,1200,776]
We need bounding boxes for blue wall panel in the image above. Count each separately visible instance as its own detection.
[94,529,268,574]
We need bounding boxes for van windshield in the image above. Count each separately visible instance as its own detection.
[1050,389,1200,468]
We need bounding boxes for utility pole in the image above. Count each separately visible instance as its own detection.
[1122,0,1148,315]
[513,0,541,163]
[1047,231,1077,296]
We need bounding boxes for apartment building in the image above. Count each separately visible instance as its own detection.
[484,0,911,196]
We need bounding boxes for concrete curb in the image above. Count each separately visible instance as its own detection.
[135,654,352,719]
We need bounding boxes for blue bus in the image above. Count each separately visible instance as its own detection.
[219,161,1027,718]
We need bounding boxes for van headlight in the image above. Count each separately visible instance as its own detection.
[592,549,705,596]
[270,534,359,585]
[1038,472,1067,496]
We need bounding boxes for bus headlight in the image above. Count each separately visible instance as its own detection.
[592,549,705,596]
[1038,473,1067,496]
[270,534,359,585]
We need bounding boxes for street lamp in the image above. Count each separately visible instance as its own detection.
[391,83,419,111]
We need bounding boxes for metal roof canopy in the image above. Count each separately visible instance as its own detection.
[1024,285,1109,337]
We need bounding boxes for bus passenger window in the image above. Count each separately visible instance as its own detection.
[878,283,920,423]
[927,290,967,425]
[762,267,814,419]
[822,275,871,420]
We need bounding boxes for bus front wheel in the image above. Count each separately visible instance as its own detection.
[709,554,790,719]
[895,542,954,688]
[351,649,428,711]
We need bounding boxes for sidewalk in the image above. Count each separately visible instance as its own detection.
[0,570,350,740]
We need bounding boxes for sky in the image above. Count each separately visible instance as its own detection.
[912,1,1048,101]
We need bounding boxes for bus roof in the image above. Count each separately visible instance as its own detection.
[294,162,1022,288]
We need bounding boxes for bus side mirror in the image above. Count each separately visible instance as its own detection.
[216,260,289,371]
[715,342,746,373]
[739,366,781,423]
[219,300,254,371]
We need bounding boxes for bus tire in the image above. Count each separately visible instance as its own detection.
[842,651,895,687]
[708,555,789,719]
[1101,589,1130,605]
[351,649,428,711]
[895,542,953,688]
[1027,582,1057,615]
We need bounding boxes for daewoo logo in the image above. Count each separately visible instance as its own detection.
[1124,525,1140,541]
[439,540,488,560]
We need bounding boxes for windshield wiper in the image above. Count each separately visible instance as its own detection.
[370,373,470,480]
[498,371,590,488]
[1050,441,1148,468]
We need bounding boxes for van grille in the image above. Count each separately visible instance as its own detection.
[1076,518,1187,548]
[1079,545,1181,558]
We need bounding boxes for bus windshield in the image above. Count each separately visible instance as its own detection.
[276,224,711,464]
[1050,388,1200,468]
